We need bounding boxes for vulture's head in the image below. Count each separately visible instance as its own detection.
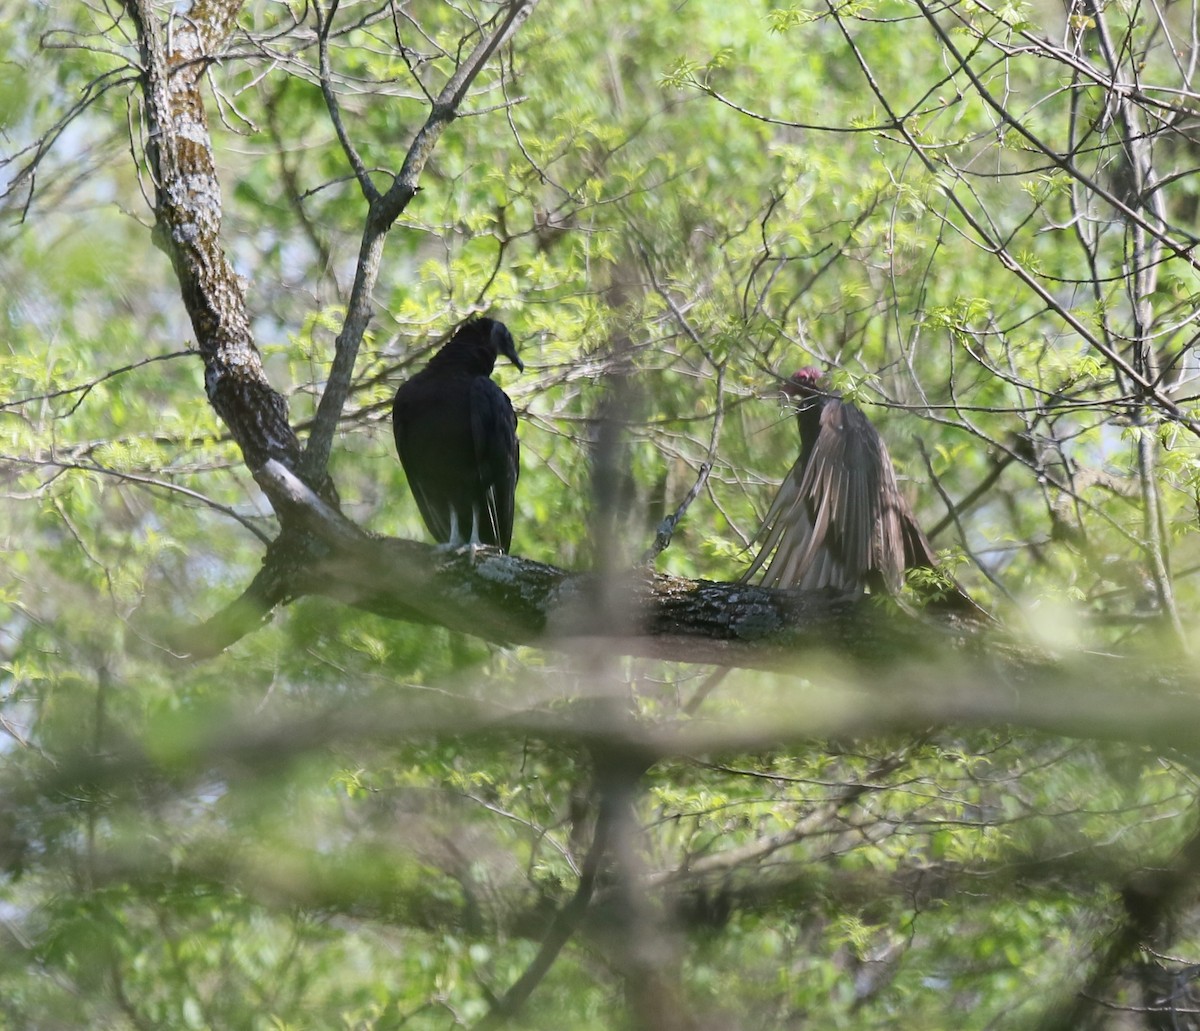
[781,366,824,399]
[778,367,831,425]
[454,317,524,374]
[485,318,524,373]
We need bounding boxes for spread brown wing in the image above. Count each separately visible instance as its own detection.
[744,398,899,592]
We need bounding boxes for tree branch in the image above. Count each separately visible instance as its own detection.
[474,760,619,1029]
[301,0,541,482]
[122,0,335,505]
[1035,819,1200,1031]
[159,460,959,667]
[314,1,378,201]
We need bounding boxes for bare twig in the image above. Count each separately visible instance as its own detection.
[0,349,194,416]
[0,455,273,545]
[314,0,378,203]
[301,0,541,482]
[638,245,727,564]
[472,761,621,1029]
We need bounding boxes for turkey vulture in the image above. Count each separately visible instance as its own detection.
[392,317,522,552]
[743,367,942,595]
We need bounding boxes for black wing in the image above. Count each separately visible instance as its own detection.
[393,373,462,544]
[469,376,520,551]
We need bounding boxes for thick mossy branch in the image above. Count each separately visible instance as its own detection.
[179,524,931,668]
[165,461,983,668]
[309,540,902,666]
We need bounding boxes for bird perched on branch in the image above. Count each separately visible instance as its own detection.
[392,317,523,552]
[743,367,976,610]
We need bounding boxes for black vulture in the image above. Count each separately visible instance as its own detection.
[742,367,947,596]
[392,317,523,552]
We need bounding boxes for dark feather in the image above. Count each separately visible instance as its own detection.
[392,318,522,551]
[743,368,941,596]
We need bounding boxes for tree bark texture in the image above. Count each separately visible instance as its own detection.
[125,0,335,502]
[172,460,964,668]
